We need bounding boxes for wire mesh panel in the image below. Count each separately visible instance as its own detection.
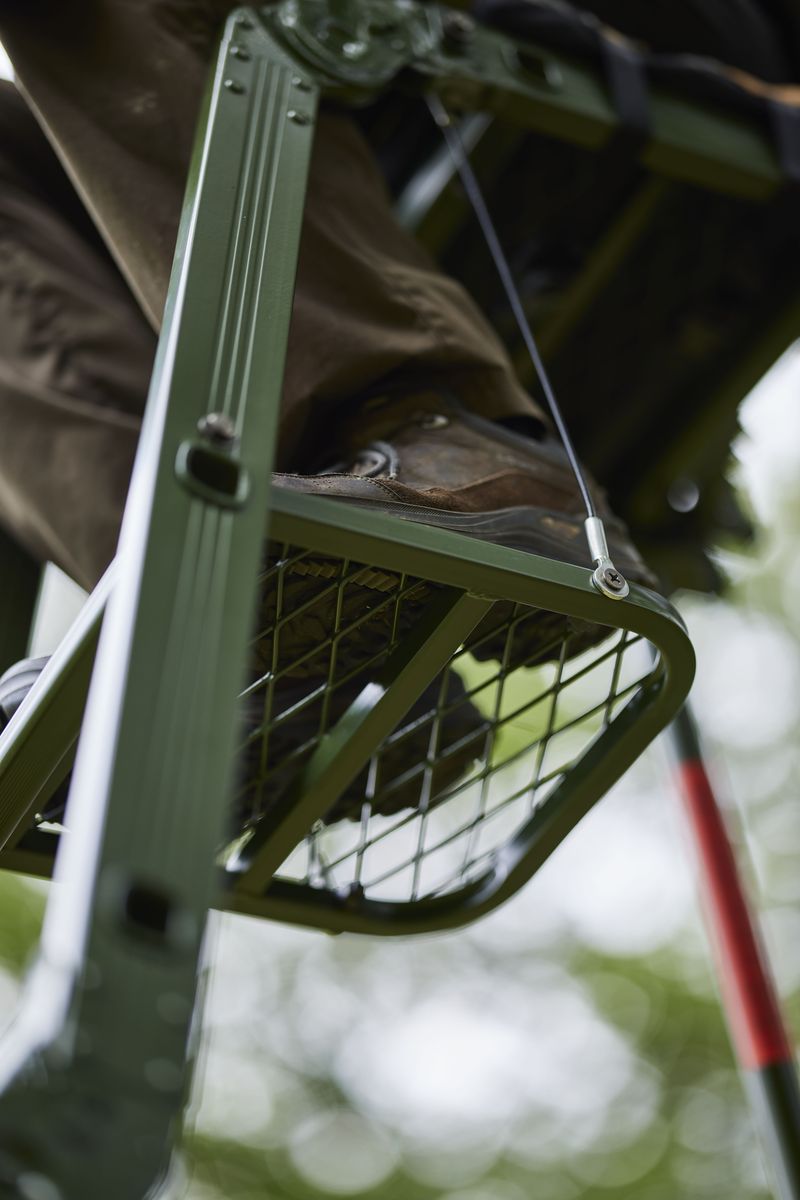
[226,534,663,929]
[0,518,686,937]
[0,496,692,939]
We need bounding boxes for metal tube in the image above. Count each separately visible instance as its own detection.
[669,704,800,1199]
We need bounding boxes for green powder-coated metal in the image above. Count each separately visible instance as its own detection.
[266,0,784,198]
[0,14,319,1198]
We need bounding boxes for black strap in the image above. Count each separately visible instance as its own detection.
[600,36,651,158]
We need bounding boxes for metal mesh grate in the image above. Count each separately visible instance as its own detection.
[232,541,657,905]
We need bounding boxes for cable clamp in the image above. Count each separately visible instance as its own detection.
[585,516,629,599]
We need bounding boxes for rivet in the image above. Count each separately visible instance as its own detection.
[292,76,313,92]
[287,110,311,125]
[197,411,236,443]
[224,78,245,94]
[230,45,251,60]
[235,16,254,29]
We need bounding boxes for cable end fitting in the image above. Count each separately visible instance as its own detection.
[585,516,629,600]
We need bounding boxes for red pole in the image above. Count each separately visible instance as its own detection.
[669,705,800,1198]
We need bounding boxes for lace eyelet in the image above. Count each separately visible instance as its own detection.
[418,413,449,430]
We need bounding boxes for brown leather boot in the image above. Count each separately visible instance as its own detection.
[260,391,656,675]
[239,666,487,825]
[0,655,487,828]
[278,392,653,577]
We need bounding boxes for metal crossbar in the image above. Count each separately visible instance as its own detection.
[0,510,689,942]
[233,549,653,911]
[200,483,693,936]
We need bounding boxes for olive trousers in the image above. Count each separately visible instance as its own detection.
[0,0,791,588]
[0,2,537,590]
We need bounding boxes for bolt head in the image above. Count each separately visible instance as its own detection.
[197,412,236,443]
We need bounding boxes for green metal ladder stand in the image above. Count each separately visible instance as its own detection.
[10,1,793,1193]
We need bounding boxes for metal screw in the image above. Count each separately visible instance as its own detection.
[230,45,251,59]
[442,10,475,49]
[292,76,313,92]
[601,566,625,591]
[197,412,236,443]
[224,78,244,93]
[287,109,311,125]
